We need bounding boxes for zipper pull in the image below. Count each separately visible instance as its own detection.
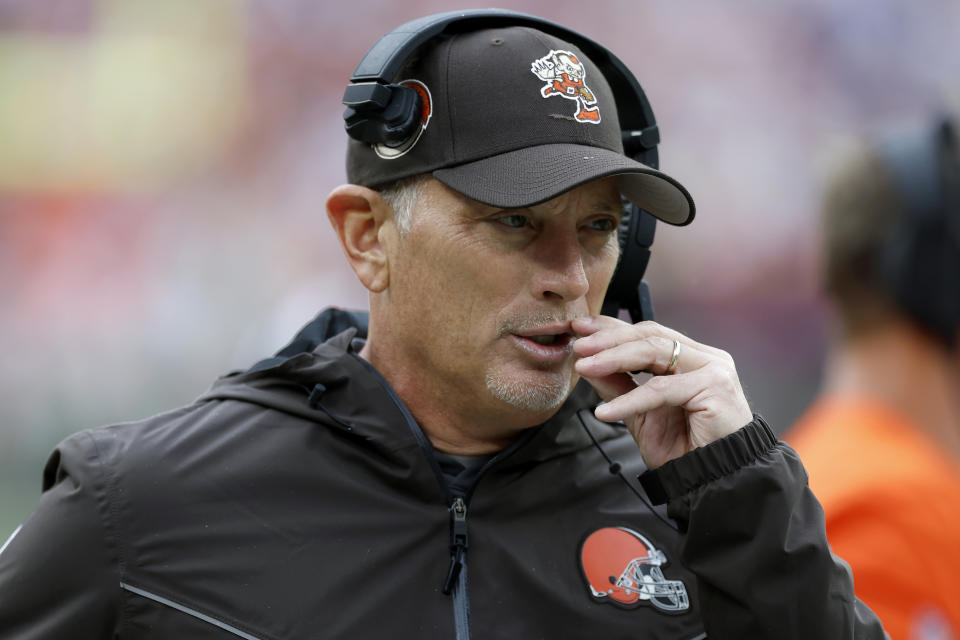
[442,496,469,595]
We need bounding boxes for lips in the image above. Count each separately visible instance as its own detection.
[509,323,575,364]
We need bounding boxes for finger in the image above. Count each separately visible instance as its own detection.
[576,334,673,377]
[594,368,711,423]
[573,318,686,358]
[577,370,637,403]
[575,334,711,379]
[570,314,628,341]
[573,316,732,364]
[571,314,628,339]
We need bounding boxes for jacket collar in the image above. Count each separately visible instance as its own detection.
[198,308,624,462]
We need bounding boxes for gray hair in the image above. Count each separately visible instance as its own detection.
[378,175,429,235]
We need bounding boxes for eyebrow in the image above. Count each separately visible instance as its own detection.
[591,200,623,217]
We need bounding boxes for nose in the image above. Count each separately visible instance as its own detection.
[530,229,590,302]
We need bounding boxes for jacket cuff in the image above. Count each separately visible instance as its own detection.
[638,415,777,505]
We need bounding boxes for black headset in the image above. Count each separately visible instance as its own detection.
[877,116,960,348]
[342,9,663,323]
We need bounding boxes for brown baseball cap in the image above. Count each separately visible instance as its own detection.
[346,25,695,225]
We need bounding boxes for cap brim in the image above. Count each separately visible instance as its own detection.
[432,143,695,225]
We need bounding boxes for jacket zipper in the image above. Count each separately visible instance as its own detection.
[443,497,468,594]
[443,496,470,640]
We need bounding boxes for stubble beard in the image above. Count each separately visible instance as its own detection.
[484,367,573,413]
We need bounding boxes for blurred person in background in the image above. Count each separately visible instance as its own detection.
[788,117,960,640]
[0,10,887,640]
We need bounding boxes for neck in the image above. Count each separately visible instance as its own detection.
[823,318,960,462]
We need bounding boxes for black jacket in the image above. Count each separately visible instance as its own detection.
[0,309,886,639]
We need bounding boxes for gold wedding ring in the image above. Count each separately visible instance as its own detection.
[665,340,681,375]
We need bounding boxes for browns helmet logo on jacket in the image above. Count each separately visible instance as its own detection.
[580,526,690,613]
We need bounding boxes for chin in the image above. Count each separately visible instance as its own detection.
[484,368,574,414]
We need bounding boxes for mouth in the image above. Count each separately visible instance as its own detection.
[508,323,576,364]
[522,333,573,347]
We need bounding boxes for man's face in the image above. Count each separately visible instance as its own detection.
[376,176,621,425]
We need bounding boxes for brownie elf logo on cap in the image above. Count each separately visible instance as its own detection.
[530,50,601,124]
[374,79,433,159]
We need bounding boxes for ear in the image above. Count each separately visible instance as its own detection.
[326,184,393,292]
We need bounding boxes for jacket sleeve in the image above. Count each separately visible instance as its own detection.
[0,431,120,639]
[639,416,888,640]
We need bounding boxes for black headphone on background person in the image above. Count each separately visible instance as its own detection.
[342,9,662,323]
[878,116,960,348]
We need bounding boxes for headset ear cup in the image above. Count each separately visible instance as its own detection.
[902,218,960,346]
[378,84,423,148]
[878,117,960,347]
[343,83,422,147]
[882,217,937,332]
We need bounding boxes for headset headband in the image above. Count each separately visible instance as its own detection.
[346,9,660,166]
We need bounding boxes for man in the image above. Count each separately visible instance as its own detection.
[788,118,960,639]
[0,11,886,639]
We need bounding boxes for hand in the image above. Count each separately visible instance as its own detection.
[572,315,753,470]
[531,59,555,80]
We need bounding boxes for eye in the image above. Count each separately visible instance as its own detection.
[496,214,531,229]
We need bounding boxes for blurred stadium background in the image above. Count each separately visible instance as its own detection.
[2,0,959,539]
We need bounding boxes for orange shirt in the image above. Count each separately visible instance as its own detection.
[788,396,960,640]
